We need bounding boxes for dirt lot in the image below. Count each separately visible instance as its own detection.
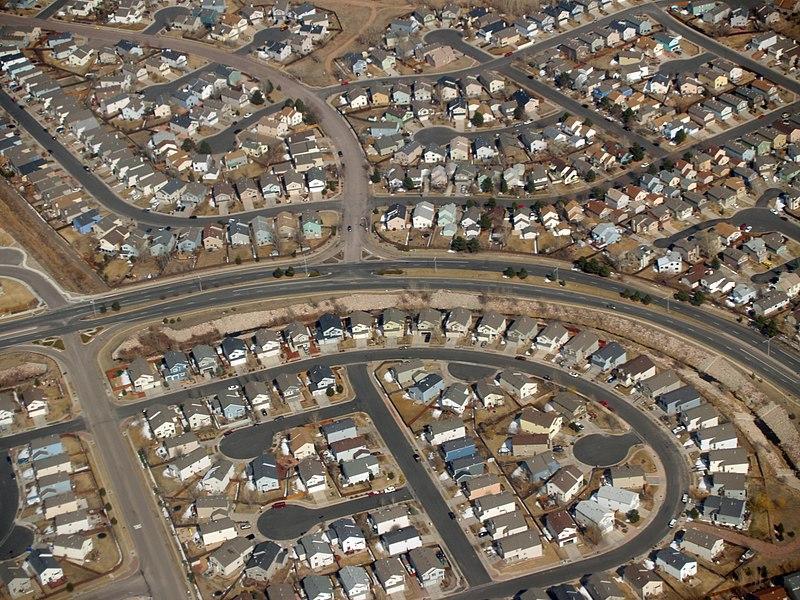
[0,179,107,293]
[0,277,39,316]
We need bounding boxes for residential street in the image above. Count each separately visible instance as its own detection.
[0,3,797,599]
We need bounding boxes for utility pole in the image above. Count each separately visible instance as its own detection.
[90,299,95,316]
[304,255,308,275]
[434,257,437,273]
[197,276,203,293]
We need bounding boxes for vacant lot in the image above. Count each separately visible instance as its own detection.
[0,277,39,316]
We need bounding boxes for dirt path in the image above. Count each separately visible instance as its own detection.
[687,522,800,558]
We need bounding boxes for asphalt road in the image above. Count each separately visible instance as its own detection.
[411,113,562,146]
[257,488,413,540]
[572,431,641,467]
[0,258,796,394]
[0,456,34,560]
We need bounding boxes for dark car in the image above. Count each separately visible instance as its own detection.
[448,511,456,520]
[413,453,420,462]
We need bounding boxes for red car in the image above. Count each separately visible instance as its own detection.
[271,501,286,509]
[504,51,513,57]
[599,400,609,408]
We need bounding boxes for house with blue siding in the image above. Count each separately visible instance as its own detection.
[162,350,190,382]
[441,437,476,462]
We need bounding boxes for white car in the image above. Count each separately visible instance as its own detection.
[669,518,678,528]
[569,372,580,378]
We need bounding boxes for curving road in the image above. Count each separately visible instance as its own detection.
[0,259,797,398]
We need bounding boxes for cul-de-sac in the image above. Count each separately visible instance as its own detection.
[0,0,798,599]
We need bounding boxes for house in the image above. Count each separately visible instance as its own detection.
[297,533,335,569]
[681,528,725,561]
[330,435,368,463]
[321,417,357,444]
[574,499,615,534]
[462,474,503,500]
[425,417,466,446]
[341,454,380,485]
[24,546,64,587]
[316,313,344,346]
[248,452,279,492]
[162,431,200,459]
[297,456,327,493]
[584,572,626,600]
[216,389,248,422]
[753,291,790,317]
[382,308,407,338]
[708,447,749,474]
[329,518,366,554]
[475,381,505,409]
[616,355,657,387]
[221,337,248,366]
[373,557,406,595]
[381,526,422,556]
[408,547,446,587]
[702,495,746,527]
[146,406,178,439]
[244,541,286,582]
[681,404,719,431]
[709,473,747,500]
[623,562,664,598]
[302,575,333,600]
[561,330,600,365]
[191,345,218,376]
[519,407,561,439]
[128,357,159,392]
[440,383,473,415]
[446,308,472,339]
[609,464,645,490]
[408,373,445,403]
[0,564,33,598]
[368,505,410,535]
[54,509,89,536]
[167,447,212,481]
[656,548,697,581]
[657,385,703,415]
[474,491,517,522]
[535,323,570,352]
[595,485,640,512]
[208,537,255,577]
[486,511,528,540]
[339,565,371,600]
[494,530,542,561]
[19,388,48,419]
[498,370,538,401]
[546,509,579,546]
[639,371,682,398]
[549,392,586,421]
[307,364,336,397]
[161,351,190,383]
[348,311,374,341]
[275,372,302,402]
[694,422,738,451]
[546,465,584,503]
[590,342,627,372]
[477,312,507,343]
